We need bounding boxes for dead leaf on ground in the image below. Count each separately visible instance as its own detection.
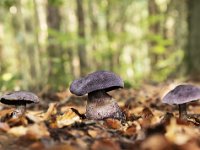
[25,123,50,140]
[8,125,28,137]
[45,144,76,150]
[50,108,81,128]
[43,103,57,120]
[91,139,120,150]
[165,118,200,145]
[0,122,10,132]
[140,134,173,150]
[103,118,122,129]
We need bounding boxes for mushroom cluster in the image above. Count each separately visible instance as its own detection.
[162,84,200,120]
[1,72,199,123]
[0,91,39,118]
[70,71,125,120]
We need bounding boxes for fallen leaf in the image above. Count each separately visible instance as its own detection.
[8,116,28,126]
[43,103,57,120]
[51,108,81,128]
[88,129,98,138]
[0,122,10,132]
[165,118,200,145]
[104,118,122,129]
[25,123,50,140]
[8,126,28,137]
[28,141,45,150]
[0,108,14,121]
[179,139,200,150]
[91,139,120,150]
[124,124,137,136]
[46,144,75,150]
[140,134,172,150]
[26,111,44,123]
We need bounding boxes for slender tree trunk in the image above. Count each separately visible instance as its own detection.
[11,0,31,89]
[148,0,160,70]
[66,47,75,76]
[10,0,44,91]
[0,23,3,74]
[184,0,200,79]
[33,0,48,90]
[76,0,88,76]
[174,0,187,51]
[105,0,115,71]
[47,2,66,89]
[24,13,41,91]
[88,0,98,69]
[47,3,61,76]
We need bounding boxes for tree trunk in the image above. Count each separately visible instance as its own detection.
[11,0,30,89]
[184,0,200,79]
[47,2,66,89]
[148,0,160,69]
[33,0,48,90]
[76,0,88,76]
[0,23,3,74]
[88,0,98,69]
[105,0,113,71]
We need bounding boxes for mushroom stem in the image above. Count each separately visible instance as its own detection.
[11,105,26,119]
[178,103,187,119]
[88,90,111,103]
[87,90,125,120]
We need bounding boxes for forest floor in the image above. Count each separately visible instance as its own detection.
[0,82,200,150]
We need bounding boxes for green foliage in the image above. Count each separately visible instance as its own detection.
[0,0,188,91]
[48,0,63,7]
[151,49,184,82]
[147,34,173,55]
[0,73,20,91]
[0,0,16,8]
[48,28,78,47]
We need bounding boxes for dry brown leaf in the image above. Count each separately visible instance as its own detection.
[46,144,76,150]
[91,139,120,150]
[87,126,110,139]
[8,116,28,126]
[0,108,14,121]
[51,108,81,128]
[28,141,45,150]
[139,107,154,128]
[165,118,200,145]
[0,122,10,132]
[88,129,98,138]
[26,111,44,123]
[179,139,200,150]
[103,118,122,129]
[124,124,137,136]
[43,103,57,120]
[8,125,28,137]
[25,123,50,140]
[140,134,172,150]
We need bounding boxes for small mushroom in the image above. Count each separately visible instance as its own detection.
[70,71,125,120]
[0,91,39,119]
[162,84,200,119]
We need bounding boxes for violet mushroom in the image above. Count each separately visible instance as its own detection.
[0,91,39,118]
[162,84,200,119]
[70,71,125,120]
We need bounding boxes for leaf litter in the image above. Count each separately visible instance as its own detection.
[0,83,200,149]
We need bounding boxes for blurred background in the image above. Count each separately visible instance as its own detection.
[0,0,199,92]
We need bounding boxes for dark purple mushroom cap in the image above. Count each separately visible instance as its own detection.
[163,84,200,104]
[0,91,39,105]
[70,71,124,96]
